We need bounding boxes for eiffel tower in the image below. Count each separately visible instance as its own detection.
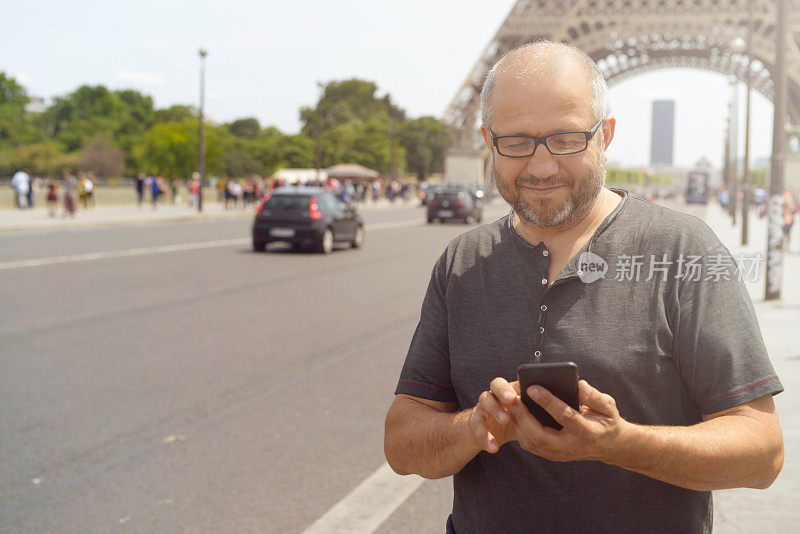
[445,0,800,160]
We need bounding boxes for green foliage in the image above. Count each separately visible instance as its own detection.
[228,117,260,139]
[13,142,80,175]
[153,104,196,123]
[134,119,223,178]
[1,73,453,181]
[298,78,407,173]
[0,72,37,144]
[398,116,450,180]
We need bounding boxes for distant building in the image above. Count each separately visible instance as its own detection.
[650,100,675,166]
[24,96,47,114]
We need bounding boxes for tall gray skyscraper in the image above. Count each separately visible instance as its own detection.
[650,100,675,165]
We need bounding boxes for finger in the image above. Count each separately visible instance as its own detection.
[525,385,581,432]
[479,390,511,424]
[489,377,519,407]
[469,406,499,453]
[578,380,618,416]
[511,395,552,448]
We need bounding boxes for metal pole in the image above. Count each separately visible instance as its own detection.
[198,48,207,213]
[728,78,739,224]
[741,0,753,245]
[315,82,323,183]
[766,0,787,301]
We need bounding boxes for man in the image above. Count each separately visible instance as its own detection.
[11,168,30,209]
[384,41,783,533]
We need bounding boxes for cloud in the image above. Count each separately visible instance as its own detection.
[115,70,164,85]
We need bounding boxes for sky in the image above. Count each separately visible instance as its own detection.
[1,0,775,170]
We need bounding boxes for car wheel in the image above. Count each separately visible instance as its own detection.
[427,217,434,224]
[253,241,266,252]
[351,226,365,248]
[318,228,334,254]
[465,216,474,225]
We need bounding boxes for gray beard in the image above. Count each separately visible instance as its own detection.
[493,154,606,228]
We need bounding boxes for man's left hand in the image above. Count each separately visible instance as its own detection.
[511,379,628,463]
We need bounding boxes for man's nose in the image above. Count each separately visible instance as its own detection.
[524,142,560,179]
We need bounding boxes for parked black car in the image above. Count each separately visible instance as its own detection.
[427,188,483,224]
[252,187,365,253]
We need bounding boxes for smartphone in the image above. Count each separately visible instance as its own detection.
[517,362,580,430]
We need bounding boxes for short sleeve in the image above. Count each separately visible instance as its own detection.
[394,251,457,402]
[672,246,783,415]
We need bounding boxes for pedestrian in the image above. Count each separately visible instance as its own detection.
[10,168,30,209]
[151,174,163,209]
[783,188,797,252]
[78,172,88,208]
[135,173,145,208]
[86,172,96,208]
[62,171,77,217]
[46,176,59,217]
[189,173,201,210]
[384,41,783,534]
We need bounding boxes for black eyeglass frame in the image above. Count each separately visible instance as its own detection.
[489,118,605,157]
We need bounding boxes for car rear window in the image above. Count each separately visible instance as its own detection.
[264,195,311,210]
[436,191,467,201]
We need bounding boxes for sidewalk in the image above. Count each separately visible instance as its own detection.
[0,198,420,233]
[703,202,800,531]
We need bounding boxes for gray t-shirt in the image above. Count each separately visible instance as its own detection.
[395,188,783,533]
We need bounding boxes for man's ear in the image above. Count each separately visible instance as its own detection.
[480,125,493,152]
[602,117,616,150]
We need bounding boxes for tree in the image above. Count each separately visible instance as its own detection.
[153,104,196,123]
[134,119,223,178]
[228,117,260,139]
[298,78,406,172]
[13,142,79,176]
[0,72,35,144]
[398,116,450,180]
[80,134,125,177]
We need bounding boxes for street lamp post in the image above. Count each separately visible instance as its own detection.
[314,81,324,183]
[766,0,787,301]
[198,48,208,213]
[727,77,739,224]
[741,0,753,246]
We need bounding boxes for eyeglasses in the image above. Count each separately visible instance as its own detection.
[490,119,604,157]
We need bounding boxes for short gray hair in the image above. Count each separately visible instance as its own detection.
[480,41,611,128]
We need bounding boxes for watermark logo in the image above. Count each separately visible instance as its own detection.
[577,252,608,283]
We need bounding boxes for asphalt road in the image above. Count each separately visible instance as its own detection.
[0,198,711,533]
[0,201,511,533]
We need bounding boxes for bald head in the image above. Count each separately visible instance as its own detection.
[480,41,611,128]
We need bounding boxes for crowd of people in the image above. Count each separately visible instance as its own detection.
[10,169,96,217]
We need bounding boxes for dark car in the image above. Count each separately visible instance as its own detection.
[252,187,365,253]
[419,184,444,206]
[427,188,483,224]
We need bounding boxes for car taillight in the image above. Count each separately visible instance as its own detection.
[309,195,323,220]
[255,193,272,216]
[454,201,466,207]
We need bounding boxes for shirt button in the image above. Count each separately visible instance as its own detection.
[541,278,548,285]
[539,327,545,334]
[534,351,542,357]
[543,250,549,256]
[540,304,547,311]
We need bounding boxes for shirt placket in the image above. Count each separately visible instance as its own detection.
[533,247,550,362]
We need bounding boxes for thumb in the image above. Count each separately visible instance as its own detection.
[578,380,617,416]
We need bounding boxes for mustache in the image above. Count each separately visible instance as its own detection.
[515,175,574,188]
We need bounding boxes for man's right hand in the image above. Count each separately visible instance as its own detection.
[468,377,520,453]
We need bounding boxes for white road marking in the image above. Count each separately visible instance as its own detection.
[0,211,509,271]
[0,238,249,271]
[303,462,424,534]
[0,220,421,271]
